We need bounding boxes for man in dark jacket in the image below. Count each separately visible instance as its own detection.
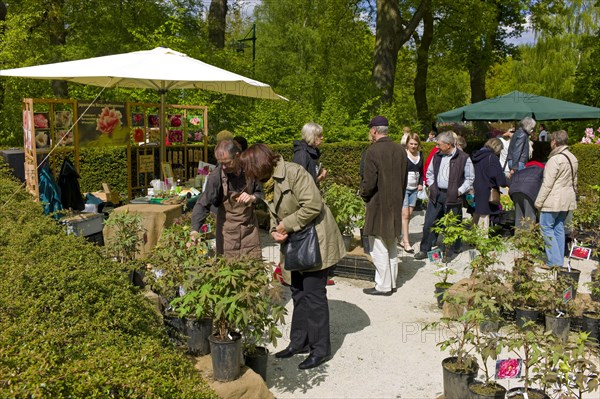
[360,116,407,296]
[414,131,474,261]
[507,116,536,174]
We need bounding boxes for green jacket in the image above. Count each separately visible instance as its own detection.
[266,158,346,273]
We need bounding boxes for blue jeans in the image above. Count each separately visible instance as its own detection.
[508,160,526,171]
[540,211,568,267]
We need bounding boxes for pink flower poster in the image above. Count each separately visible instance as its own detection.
[77,102,129,147]
[495,359,521,379]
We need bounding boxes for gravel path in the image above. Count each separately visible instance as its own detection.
[261,211,599,399]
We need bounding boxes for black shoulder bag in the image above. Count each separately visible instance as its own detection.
[283,221,322,271]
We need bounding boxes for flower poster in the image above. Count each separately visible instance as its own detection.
[495,359,522,379]
[77,102,129,146]
[187,114,204,143]
[570,245,591,260]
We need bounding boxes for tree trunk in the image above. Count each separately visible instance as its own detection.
[48,0,68,98]
[373,0,428,104]
[469,63,487,104]
[208,0,228,49]
[414,4,433,135]
[0,2,7,112]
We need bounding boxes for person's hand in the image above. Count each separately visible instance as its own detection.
[271,231,288,243]
[275,221,287,235]
[317,168,328,182]
[236,192,256,205]
[417,184,423,191]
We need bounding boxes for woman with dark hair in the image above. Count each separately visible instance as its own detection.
[470,138,507,230]
[240,144,345,370]
[401,132,423,252]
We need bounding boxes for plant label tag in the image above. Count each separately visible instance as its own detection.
[562,287,573,303]
[570,245,591,260]
[427,248,442,262]
[495,358,522,379]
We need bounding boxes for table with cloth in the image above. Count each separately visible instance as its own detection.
[103,203,183,258]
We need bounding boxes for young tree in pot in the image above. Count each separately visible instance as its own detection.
[172,257,287,382]
[430,213,469,308]
[427,287,479,399]
[539,273,577,342]
[508,218,547,326]
[146,215,213,355]
[535,331,600,399]
[103,210,146,286]
[504,323,553,399]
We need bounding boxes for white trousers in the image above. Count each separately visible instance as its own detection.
[369,236,398,292]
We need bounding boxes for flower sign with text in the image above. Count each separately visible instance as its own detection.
[580,127,600,144]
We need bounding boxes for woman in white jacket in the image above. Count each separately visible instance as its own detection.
[534,130,578,267]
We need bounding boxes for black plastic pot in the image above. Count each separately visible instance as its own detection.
[360,230,370,253]
[582,311,600,344]
[208,332,242,382]
[468,382,506,399]
[186,317,212,356]
[163,314,186,346]
[506,387,550,399]
[244,346,269,381]
[435,283,451,309]
[442,357,478,399]
[556,267,581,298]
[545,313,570,341]
[515,308,540,329]
[342,234,352,251]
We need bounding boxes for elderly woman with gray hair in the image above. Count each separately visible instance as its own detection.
[293,122,327,185]
[507,116,536,175]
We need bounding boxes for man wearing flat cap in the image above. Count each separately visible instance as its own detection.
[360,116,407,296]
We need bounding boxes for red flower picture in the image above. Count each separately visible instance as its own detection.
[495,359,521,379]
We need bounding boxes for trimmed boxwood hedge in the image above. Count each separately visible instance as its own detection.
[0,162,217,398]
[75,140,600,197]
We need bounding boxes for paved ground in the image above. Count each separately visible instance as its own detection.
[259,211,599,399]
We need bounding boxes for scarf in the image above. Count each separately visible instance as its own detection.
[262,176,275,203]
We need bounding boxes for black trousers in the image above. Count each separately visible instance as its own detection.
[419,191,463,254]
[289,268,331,358]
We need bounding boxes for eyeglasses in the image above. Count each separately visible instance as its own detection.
[217,157,234,167]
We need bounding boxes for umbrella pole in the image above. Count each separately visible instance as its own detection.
[159,90,166,179]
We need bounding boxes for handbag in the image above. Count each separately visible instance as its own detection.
[489,187,500,205]
[282,222,322,271]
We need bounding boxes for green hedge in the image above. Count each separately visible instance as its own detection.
[76,141,600,197]
[0,163,217,398]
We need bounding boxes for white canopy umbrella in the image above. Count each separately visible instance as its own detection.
[0,46,286,166]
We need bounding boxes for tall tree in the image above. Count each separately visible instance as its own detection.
[372,0,429,104]
[208,0,228,49]
[412,2,433,133]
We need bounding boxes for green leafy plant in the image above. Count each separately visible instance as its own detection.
[171,257,287,348]
[572,185,600,258]
[145,213,211,300]
[103,209,144,263]
[508,218,547,310]
[536,331,600,399]
[323,182,365,235]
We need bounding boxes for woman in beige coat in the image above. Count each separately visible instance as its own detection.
[535,130,578,267]
[240,144,345,370]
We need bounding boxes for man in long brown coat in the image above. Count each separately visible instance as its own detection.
[360,116,407,296]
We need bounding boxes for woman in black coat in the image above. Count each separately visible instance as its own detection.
[292,122,327,186]
[471,138,507,230]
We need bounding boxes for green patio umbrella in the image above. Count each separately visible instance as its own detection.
[437,91,600,122]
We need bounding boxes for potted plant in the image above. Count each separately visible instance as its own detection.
[323,182,365,249]
[430,213,469,308]
[171,256,287,382]
[534,331,600,399]
[539,270,578,342]
[508,218,547,327]
[102,209,146,287]
[504,323,552,399]
[145,214,213,355]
